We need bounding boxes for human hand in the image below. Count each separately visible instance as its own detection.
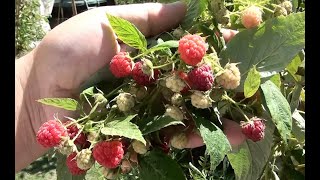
[15,1,239,171]
[15,2,187,172]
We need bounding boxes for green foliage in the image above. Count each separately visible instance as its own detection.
[15,0,47,56]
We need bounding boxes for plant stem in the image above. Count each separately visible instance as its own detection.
[222,94,251,122]
[105,83,127,99]
[153,59,179,69]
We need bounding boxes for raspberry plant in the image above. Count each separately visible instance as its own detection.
[36,0,305,179]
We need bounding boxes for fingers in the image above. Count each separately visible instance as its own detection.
[222,118,247,148]
[101,2,187,37]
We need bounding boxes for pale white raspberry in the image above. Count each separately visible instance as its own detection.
[165,75,186,92]
[164,105,184,121]
[170,132,188,149]
[190,91,213,109]
[116,93,135,112]
[76,149,95,170]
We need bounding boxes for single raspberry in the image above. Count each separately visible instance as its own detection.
[190,91,213,109]
[165,74,186,92]
[241,118,266,142]
[170,132,188,149]
[76,149,95,170]
[121,159,132,174]
[36,120,68,148]
[281,1,292,14]
[132,61,160,86]
[109,52,133,78]
[129,85,148,101]
[116,92,135,112]
[57,137,77,155]
[102,167,118,179]
[215,7,230,25]
[188,64,214,91]
[164,105,184,121]
[132,140,148,154]
[66,152,87,175]
[178,34,207,66]
[274,6,288,17]
[171,93,183,106]
[216,63,241,90]
[92,140,124,168]
[64,121,89,148]
[241,5,263,29]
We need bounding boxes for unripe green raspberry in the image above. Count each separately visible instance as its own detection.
[87,131,99,142]
[190,91,213,109]
[274,6,288,16]
[170,132,188,149]
[132,140,149,154]
[102,167,118,179]
[57,137,77,155]
[281,1,293,14]
[173,28,185,39]
[121,159,132,174]
[216,7,230,25]
[165,75,186,93]
[129,85,148,101]
[171,93,184,106]
[216,63,241,90]
[141,58,154,77]
[164,105,184,121]
[76,149,95,170]
[93,93,108,105]
[116,93,135,112]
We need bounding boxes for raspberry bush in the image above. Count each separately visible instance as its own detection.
[35,0,305,179]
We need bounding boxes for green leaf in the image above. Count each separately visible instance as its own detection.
[181,0,207,29]
[260,80,292,143]
[141,115,185,135]
[227,120,274,180]
[148,40,179,52]
[101,114,146,145]
[286,55,302,82]
[220,12,305,90]
[56,153,86,180]
[139,150,186,180]
[269,74,281,89]
[193,115,231,170]
[106,13,147,51]
[292,110,305,142]
[37,98,79,111]
[244,66,261,98]
[289,84,303,112]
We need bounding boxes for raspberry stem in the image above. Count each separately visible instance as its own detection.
[65,116,89,128]
[222,94,250,122]
[153,59,179,69]
[72,126,84,143]
[105,83,128,99]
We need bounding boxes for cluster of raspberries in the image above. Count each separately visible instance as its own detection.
[36,120,126,175]
[109,34,241,95]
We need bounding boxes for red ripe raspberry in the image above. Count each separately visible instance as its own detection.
[132,61,160,86]
[188,64,214,91]
[109,52,133,78]
[178,34,207,66]
[64,121,89,148]
[66,152,87,175]
[241,118,266,142]
[92,140,124,169]
[36,120,68,148]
